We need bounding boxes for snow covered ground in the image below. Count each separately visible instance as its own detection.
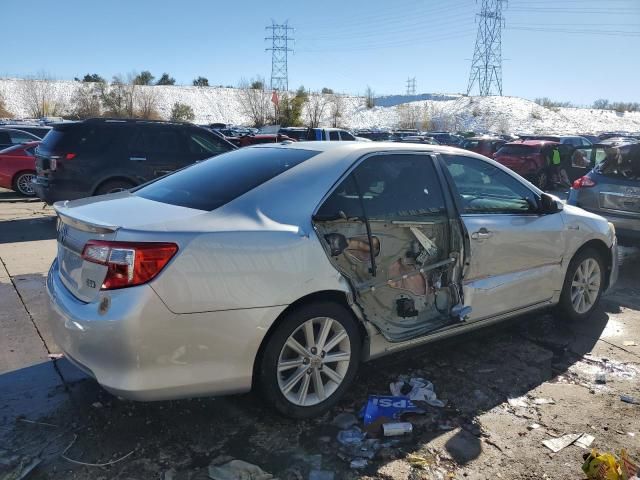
[2,78,639,134]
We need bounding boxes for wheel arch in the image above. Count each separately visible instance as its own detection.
[570,239,613,289]
[251,289,367,388]
[92,176,138,195]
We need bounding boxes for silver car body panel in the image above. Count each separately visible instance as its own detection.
[47,142,617,400]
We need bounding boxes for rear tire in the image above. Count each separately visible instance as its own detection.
[258,301,361,419]
[12,171,36,196]
[95,179,136,195]
[556,248,605,322]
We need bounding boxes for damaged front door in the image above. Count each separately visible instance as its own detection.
[313,153,462,342]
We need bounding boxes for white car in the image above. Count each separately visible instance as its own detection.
[47,142,617,418]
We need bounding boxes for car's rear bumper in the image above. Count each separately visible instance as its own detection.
[46,259,285,401]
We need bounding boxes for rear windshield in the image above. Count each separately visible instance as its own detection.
[597,144,640,181]
[135,147,320,210]
[497,145,540,155]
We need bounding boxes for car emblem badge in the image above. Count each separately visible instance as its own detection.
[58,223,68,244]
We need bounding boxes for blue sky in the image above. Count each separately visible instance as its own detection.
[4,0,639,105]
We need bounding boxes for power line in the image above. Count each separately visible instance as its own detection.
[467,0,507,96]
[265,21,294,92]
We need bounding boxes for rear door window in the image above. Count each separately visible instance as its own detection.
[329,131,340,141]
[135,147,320,210]
[130,127,183,154]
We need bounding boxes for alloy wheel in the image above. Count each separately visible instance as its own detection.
[277,316,351,407]
[570,257,601,314]
[16,173,35,195]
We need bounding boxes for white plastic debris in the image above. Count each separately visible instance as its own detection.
[623,341,637,347]
[533,397,555,405]
[542,433,582,453]
[336,427,365,446]
[389,377,445,407]
[527,423,541,430]
[507,396,528,408]
[575,434,595,449]
[208,460,273,480]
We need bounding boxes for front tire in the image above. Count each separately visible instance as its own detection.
[557,248,605,321]
[258,301,361,419]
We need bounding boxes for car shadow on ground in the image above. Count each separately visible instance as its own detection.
[0,216,56,244]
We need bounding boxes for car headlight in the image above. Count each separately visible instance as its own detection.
[607,222,616,240]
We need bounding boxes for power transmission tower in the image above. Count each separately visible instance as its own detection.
[406,77,416,96]
[265,21,294,92]
[467,0,507,96]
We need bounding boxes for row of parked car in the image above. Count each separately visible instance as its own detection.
[1,119,638,245]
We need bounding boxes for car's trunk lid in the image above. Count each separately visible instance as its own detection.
[598,182,640,216]
[53,192,208,302]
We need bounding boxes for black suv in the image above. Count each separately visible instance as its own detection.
[33,119,236,204]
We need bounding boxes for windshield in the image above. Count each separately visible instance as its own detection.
[135,147,320,210]
[597,144,640,181]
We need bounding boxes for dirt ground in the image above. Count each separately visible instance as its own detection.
[1,188,639,480]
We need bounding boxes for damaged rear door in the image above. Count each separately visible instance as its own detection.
[313,153,464,342]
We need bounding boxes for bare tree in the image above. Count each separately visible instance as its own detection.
[101,74,137,118]
[306,91,329,128]
[0,92,12,118]
[237,77,272,127]
[71,82,102,119]
[364,86,375,109]
[329,94,344,127]
[398,103,421,129]
[21,73,65,118]
[135,86,160,119]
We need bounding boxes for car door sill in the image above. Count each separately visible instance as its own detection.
[367,299,553,359]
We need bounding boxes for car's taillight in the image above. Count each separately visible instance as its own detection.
[572,176,596,189]
[49,153,76,170]
[81,240,178,290]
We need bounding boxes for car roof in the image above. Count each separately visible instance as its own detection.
[251,140,466,156]
[506,139,558,146]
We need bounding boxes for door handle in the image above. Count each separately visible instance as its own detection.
[129,156,147,161]
[471,229,493,240]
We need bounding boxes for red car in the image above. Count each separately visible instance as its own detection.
[0,141,40,196]
[493,140,558,190]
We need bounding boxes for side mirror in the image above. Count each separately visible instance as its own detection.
[540,193,564,214]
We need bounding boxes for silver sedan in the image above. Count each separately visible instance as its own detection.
[47,142,618,418]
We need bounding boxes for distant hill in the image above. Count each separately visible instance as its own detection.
[1,78,639,134]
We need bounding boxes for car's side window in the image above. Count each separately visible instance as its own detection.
[329,131,340,141]
[317,154,446,221]
[131,128,183,154]
[340,131,356,141]
[9,131,35,144]
[188,132,230,156]
[441,154,537,214]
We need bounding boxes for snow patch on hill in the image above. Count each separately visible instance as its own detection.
[1,78,639,134]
